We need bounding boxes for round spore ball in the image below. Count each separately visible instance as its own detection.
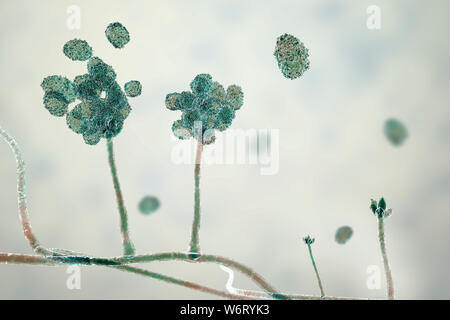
[63,39,93,61]
[274,33,310,79]
[335,226,353,244]
[226,85,244,110]
[384,119,408,146]
[41,75,77,103]
[124,80,142,97]
[105,22,130,49]
[43,92,69,117]
[139,196,160,215]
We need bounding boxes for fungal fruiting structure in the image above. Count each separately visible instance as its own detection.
[41,22,140,146]
[40,22,142,256]
[165,74,244,259]
[166,74,244,145]
[0,27,398,301]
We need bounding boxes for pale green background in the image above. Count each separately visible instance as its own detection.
[0,0,449,299]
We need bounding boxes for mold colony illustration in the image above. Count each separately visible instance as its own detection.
[0,22,408,300]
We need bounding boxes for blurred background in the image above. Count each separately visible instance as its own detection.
[0,0,449,299]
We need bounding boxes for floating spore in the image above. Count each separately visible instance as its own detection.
[384,119,408,146]
[124,80,142,97]
[105,22,130,49]
[63,39,93,61]
[274,33,310,79]
[335,226,353,244]
[139,196,160,215]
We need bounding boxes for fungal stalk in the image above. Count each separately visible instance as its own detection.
[189,140,204,258]
[303,235,325,297]
[370,198,394,299]
[107,138,135,256]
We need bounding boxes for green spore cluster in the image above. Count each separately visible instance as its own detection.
[165,74,244,145]
[138,196,160,215]
[274,33,310,79]
[335,226,353,244]
[384,119,408,146]
[41,23,141,146]
[66,57,131,145]
[124,80,142,97]
[105,22,130,49]
[63,39,93,61]
[41,76,77,116]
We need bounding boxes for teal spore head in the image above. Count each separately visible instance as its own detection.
[166,74,243,145]
[63,39,93,61]
[41,75,77,104]
[370,197,392,219]
[124,80,142,97]
[43,61,138,145]
[87,57,117,89]
[384,118,408,146]
[105,22,130,49]
[274,33,310,79]
[41,76,77,117]
[303,235,315,245]
[41,22,141,146]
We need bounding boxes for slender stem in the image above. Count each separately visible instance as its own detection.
[0,253,247,300]
[0,126,48,256]
[0,253,365,300]
[378,217,394,300]
[198,254,287,299]
[189,141,203,258]
[0,125,287,299]
[307,243,325,297]
[107,138,135,256]
[113,265,250,300]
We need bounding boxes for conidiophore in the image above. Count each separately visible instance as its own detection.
[40,22,142,256]
[165,74,244,259]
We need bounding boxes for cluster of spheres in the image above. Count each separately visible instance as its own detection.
[384,118,408,146]
[165,74,244,145]
[274,33,310,79]
[41,22,141,145]
[335,226,353,244]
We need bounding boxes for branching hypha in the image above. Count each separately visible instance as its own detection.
[0,28,397,300]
